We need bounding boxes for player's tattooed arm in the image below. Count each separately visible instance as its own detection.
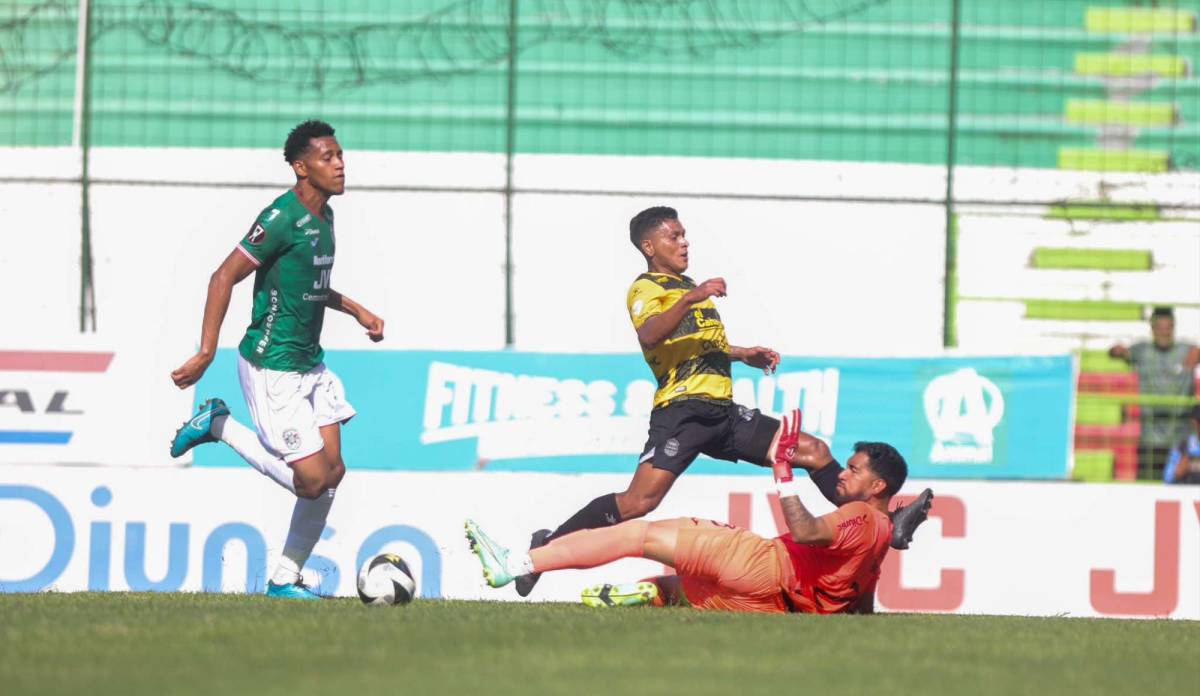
[779,495,834,546]
[636,277,726,349]
[325,290,385,342]
[729,345,780,374]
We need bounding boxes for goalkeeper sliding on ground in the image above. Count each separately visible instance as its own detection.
[467,410,933,613]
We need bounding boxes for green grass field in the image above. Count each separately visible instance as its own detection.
[1,593,1195,696]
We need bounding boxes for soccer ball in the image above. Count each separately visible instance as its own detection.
[356,553,416,606]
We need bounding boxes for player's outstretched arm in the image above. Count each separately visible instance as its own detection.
[773,412,834,546]
[778,492,834,546]
[636,277,725,349]
[326,290,384,342]
[170,250,256,388]
[729,345,780,374]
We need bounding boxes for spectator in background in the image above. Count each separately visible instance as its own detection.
[1164,405,1200,485]
[1109,307,1200,479]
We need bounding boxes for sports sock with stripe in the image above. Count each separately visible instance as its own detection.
[272,487,335,586]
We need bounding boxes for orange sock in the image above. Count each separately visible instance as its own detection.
[530,520,649,573]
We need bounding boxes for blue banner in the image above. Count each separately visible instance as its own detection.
[194,350,1073,479]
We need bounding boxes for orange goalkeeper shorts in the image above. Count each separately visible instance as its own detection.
[671,517,789,614]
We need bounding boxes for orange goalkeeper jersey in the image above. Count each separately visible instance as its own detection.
[776,501,892,614]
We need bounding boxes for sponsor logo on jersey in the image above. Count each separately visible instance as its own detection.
[246,223,266,245]
[255,290,279,354]
[295,213,312,227]
[923,367,1005,464]
[265,208,281,222]
[312,254,334,266]
[837,514,868,530]
[631,300,644,317]
[304,228,320,236]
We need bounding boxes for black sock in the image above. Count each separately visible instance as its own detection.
[548,493,621,541]
[810,460,843,506]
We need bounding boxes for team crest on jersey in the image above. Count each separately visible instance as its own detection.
[246,223,267,245]
[282,428,302,451]
[663,438,680,457]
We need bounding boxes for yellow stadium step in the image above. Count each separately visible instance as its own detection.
[1075,53,1190,78]
[1085,7,1197,34]
[1058,148,1169,173]
[1065,99,1177,127]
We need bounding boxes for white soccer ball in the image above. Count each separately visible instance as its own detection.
[357,553,416,606]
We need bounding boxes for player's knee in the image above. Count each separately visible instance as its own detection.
[294,481,324,499]
[621,491,662,518]
[327,459,346,488]
[293,472,327,499]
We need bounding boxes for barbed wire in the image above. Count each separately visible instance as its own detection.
[2,0,888,93]
[0,0,79,94]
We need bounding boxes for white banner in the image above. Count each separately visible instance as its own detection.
[0,465,1196,619]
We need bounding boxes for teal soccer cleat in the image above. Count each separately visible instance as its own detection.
[169,398,230,458]
[265,580,322,600]
[464,519,515,588]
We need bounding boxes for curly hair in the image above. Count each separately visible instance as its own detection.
[284,120,336,163]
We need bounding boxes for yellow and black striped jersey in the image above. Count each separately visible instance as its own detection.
[626,272,732,409]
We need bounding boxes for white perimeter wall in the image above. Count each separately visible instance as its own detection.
[2,465,1197,620]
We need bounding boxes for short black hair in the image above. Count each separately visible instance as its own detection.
[854,441,908,497]
[629,206,678,252]
[284,120,336,163]
[1151,306,1174,320]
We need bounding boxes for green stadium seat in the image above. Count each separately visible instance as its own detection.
[1073,450,1115,482]
[1076,396,1125,426]
[1078,350,1132,374]
[1045,204,1160,222]
[1064,99,1177,127]
[1030,247,1153,272]
[1058,148,1170,173]
[1075,53,1190,78]
[1075,423,1140,481]
[1024,299,1144,322]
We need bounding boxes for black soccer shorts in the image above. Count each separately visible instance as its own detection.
[638,399,781,475]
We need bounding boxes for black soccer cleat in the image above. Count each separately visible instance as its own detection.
[889,488,933,550]
[514,528,551,597]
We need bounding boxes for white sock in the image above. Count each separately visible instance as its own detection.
[212,415,296,494]
[510,552,535,577]
[272,488,335,586]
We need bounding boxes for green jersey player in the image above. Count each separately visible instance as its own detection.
[169,120,385,600]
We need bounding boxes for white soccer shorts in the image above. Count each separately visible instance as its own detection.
[237,354,357,463]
